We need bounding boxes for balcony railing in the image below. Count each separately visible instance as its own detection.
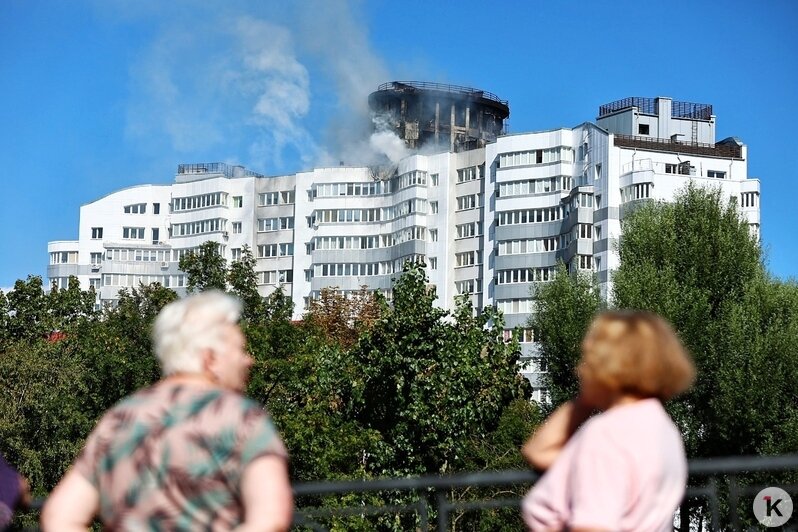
[614,134,743,159]
[599,97,713,120]
[27,454,798,531]
[176,162,266,179]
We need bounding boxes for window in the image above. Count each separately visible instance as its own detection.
[153,203,160,214]
[499,147,573,168]
[741,192,759,208]
[457,222,483,239]
[457,166,478,183]
[430,201,439,214]
[429,229,438,242]
[123,227,145,240]
[621,183,652,202]
[91,227,103,239]
[278,270,293,283]
[279,243,294,256]
[281,191,295,204]
[258,218,279,232]
[519,328,535,343]
[431,173,439,186]
[231,248,242,261]
[124,203,146,214]
[707,170,726,179]
[89,278,101,290]
[151,228,159,244]
[259,244,278,258]
[90,252,103,265]
[232,222,242,234]
[233,196,243,208]
[172,192,228,212]
[456,194,478,211]
[260,192,279,206]
[456,279,480,294]
[261,271,277,284]
[455,251,482,267]
[429,257,438,270]
[638,124,650,135]
[279,217,294,230]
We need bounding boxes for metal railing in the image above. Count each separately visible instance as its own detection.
[375,81,509,106]
[292,454,798,531]
[599,97,713,120]
[176,162,266,179]
[25,455,798,531]
[614,134,743,159]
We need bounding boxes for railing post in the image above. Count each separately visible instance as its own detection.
[435,490,448,532]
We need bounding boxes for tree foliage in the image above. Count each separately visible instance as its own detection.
[531,263,601,409]
[179,241,228,293]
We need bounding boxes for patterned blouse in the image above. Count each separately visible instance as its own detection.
[74,380,287,530]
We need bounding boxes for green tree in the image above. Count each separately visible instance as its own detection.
[180,241,228,293]
[345,262,531,477]
[228,245,264,321]
[530,263,601,409]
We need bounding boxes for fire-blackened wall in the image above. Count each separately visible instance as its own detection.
[369,81,510,152]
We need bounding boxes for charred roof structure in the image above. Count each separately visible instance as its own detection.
[368,81,510,152]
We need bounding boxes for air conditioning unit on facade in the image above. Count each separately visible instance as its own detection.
[160,261,169,268]
[91,264,101,271]
[222,231,229,238]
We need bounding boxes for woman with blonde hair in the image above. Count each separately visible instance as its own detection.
[522,311,695,532]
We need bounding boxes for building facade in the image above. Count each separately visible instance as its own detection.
[48,96,760,402]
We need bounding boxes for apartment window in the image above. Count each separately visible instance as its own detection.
[431,173,439,186]
[124,203,146,214]
[123,227,145,240]
[429,229,438,242]
[232,196,243,208]
[665,164,677,174]
[457,166,478,183]
[707,170,726,179]
[89,278,101,290]
[279,243,294,256]
[151,228,160,244]
[638,124,650,135]
[258,218,279,232]
[261,271,277,284]
[519,328,535,343]
[281,191,295,204]
[741,192,759,208]
[152,203,160,215]
[260,192,279,206]
[231,248,242,261]
[91,227,103,239]
[278,270,293,283]
[259,244,278,258]
[430,201,439,214]
[279,217,294,230]
[232,222,242,234]
[456,194,478,211]
[429,257,438,270]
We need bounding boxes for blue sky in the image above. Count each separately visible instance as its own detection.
[1,0,796,287]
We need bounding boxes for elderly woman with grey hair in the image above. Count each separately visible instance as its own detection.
[42,291,293,531]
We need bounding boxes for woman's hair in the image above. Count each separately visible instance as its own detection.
[578,311,695,401]
[152,290,242,376]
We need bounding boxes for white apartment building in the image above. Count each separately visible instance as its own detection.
[48,96,760,402]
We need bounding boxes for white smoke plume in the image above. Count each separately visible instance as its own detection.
[104,0,414,172]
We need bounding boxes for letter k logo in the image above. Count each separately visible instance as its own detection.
[764,495,784,517]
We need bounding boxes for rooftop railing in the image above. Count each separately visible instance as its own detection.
[375,81,508,106]
[176,162,266,179]
[599,97,713,120]
[614,134,742,159]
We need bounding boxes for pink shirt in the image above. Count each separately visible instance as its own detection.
[522,399,686,531]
